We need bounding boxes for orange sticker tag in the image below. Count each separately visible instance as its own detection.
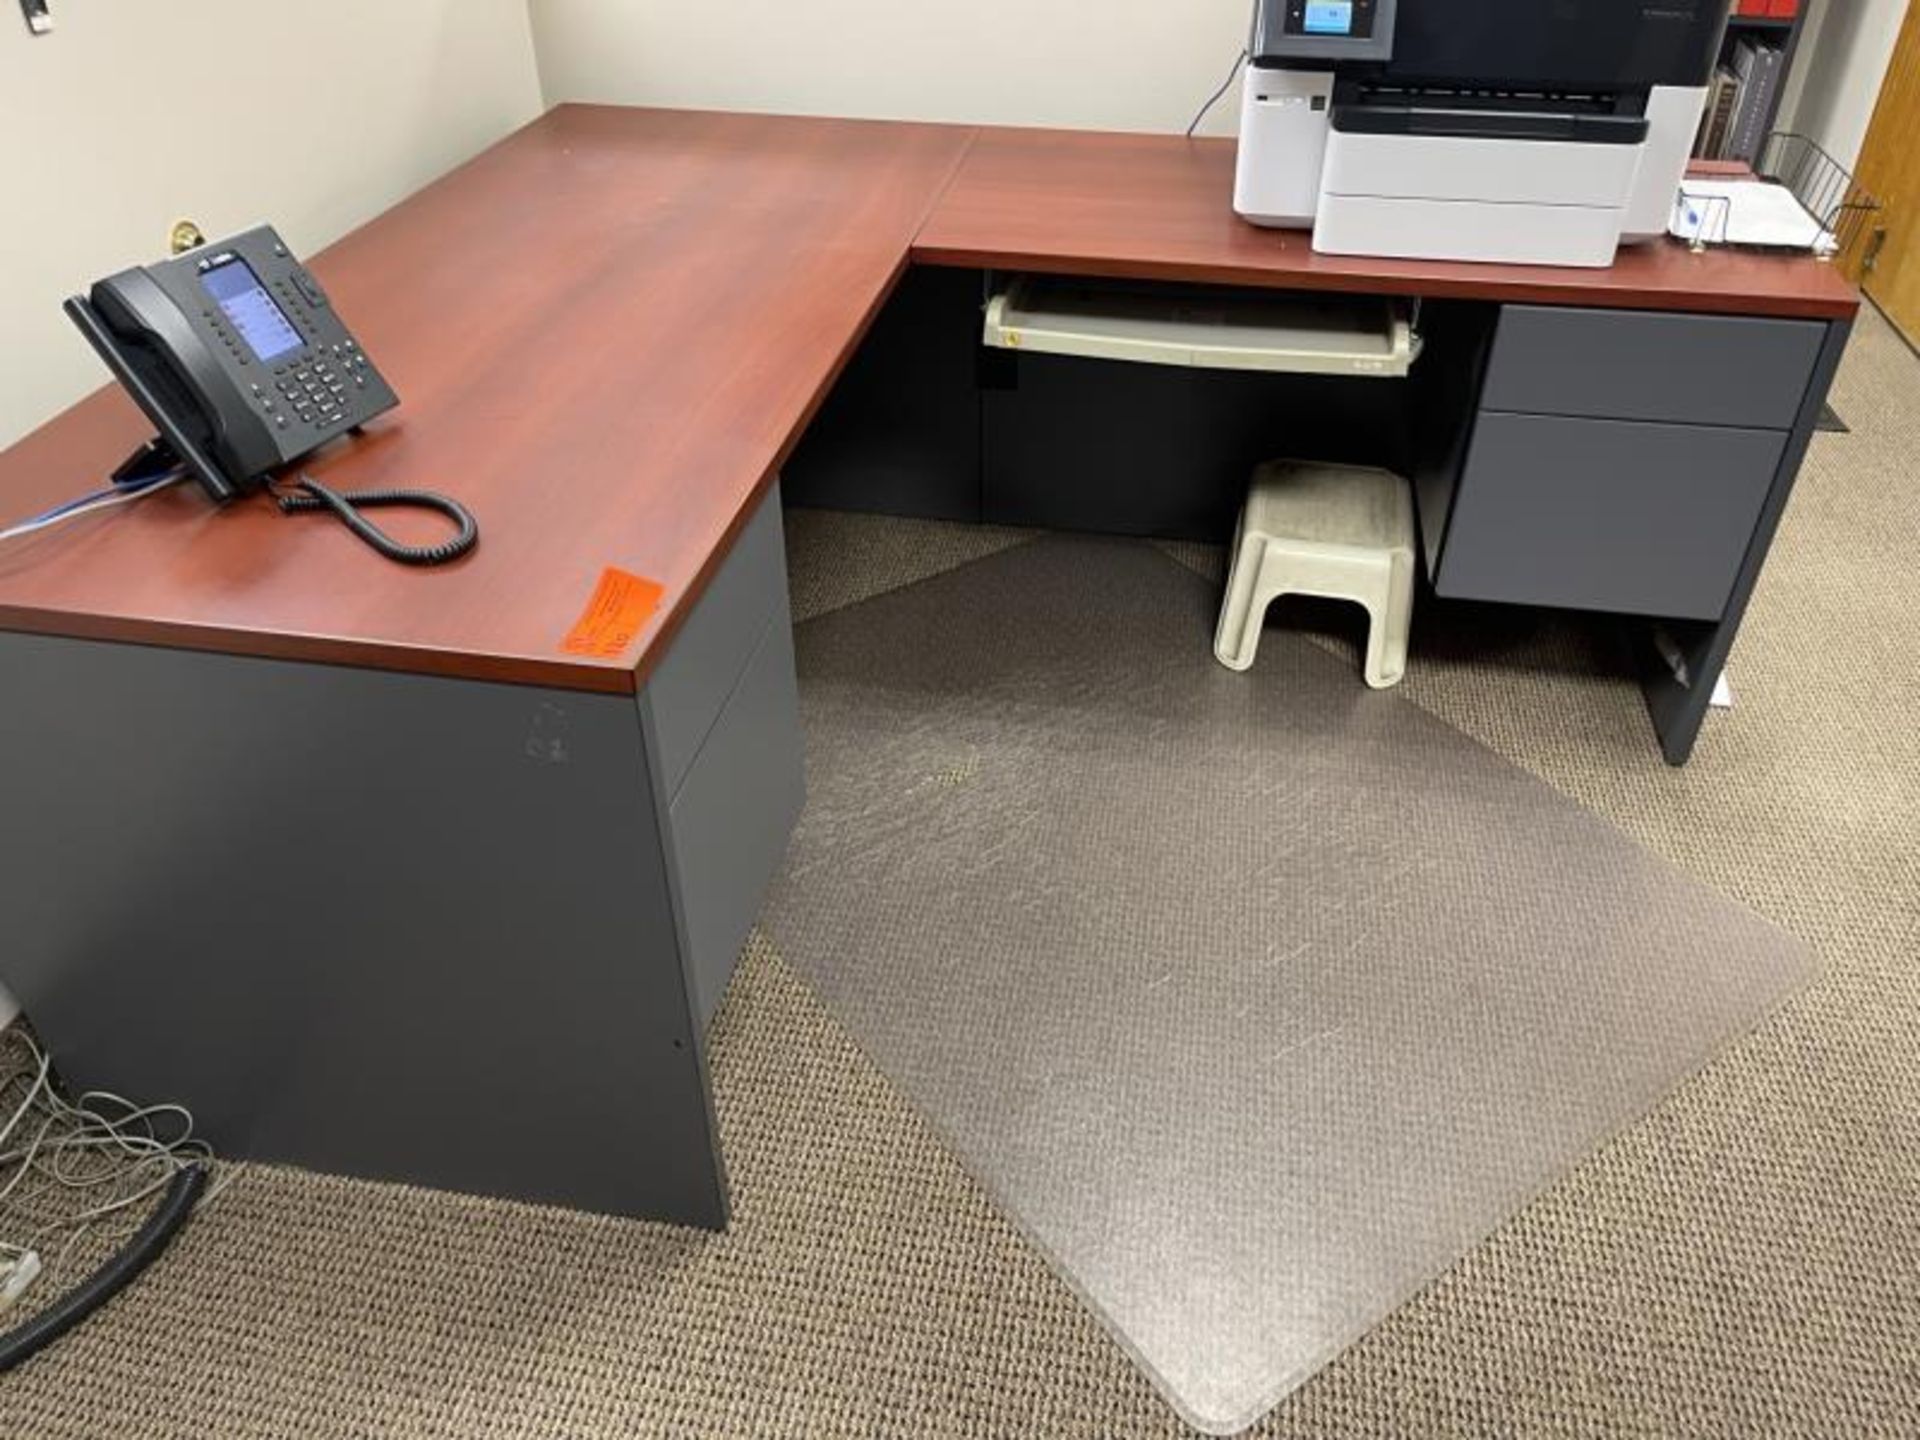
[561,567,664,659]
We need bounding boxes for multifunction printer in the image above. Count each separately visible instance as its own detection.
[1233,0,1727,266]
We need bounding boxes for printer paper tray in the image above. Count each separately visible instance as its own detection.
[982,276,1421,378]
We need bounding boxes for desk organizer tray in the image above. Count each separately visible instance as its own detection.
[983,275,1421,377]
[1672,132,1881,263]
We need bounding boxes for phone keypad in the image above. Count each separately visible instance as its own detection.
[198,243,381,442]
[265,341,375,432]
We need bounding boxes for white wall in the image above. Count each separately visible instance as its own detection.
[1775,0,1831,138]
[0,2,545,451]
[1783,0,1908,168]
[528,0,1252,135]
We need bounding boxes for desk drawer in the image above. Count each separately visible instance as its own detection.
[1483,306,1822,431]
[665,614,805,1027]
[649,482,790,800]
[1436,413,1784,620]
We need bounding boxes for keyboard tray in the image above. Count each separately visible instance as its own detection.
[983,275,1421,377]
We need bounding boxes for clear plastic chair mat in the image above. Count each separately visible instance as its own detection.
[761,536,1813,1435]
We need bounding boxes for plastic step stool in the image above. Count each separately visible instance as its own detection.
[1214,460,1416,689]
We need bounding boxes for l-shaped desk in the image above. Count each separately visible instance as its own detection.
[0,107,1859,1226]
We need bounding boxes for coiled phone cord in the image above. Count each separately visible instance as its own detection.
[274,475,479,567]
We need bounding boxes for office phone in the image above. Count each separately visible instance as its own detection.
[64,224,475,565]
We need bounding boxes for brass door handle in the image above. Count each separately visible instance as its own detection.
[1862,224,1890,274]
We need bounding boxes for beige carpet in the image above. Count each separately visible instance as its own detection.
[8,307,1918,1438]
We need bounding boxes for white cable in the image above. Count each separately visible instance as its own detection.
[0,472,188,545]
[0,1048,51,1161]
[0,1028,229,1295]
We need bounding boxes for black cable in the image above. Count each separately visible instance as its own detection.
[1186,47,1248,139]
[0,1162,208,1375]
[275,476,479,567]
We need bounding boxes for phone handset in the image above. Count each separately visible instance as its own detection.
[64,272,253,500]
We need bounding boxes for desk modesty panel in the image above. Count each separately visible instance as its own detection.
[0,109,1856,698]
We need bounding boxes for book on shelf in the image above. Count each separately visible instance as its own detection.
[1727,36,1785,163]
[1696,66,1742,160]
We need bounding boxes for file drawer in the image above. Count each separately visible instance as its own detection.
[648,482,790,800]
[1435,413,1785,620]
[665,614,806,1027]
[1482,306,1822,431]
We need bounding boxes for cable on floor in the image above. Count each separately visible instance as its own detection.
[0,1027,235,1371]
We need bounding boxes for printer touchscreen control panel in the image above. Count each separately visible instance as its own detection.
[1256,0,1396,62]
[1288,0,1378,40]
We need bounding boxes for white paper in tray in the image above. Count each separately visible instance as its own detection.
[1671,179,1837,254]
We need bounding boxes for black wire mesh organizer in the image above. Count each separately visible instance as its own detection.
[1676,132,1883,266]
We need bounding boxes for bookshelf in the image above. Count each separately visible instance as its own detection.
[1698,5,1814,161]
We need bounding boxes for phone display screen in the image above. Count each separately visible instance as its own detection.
[201,258,303,364]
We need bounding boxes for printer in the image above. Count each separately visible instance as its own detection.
[1233,0,1726,267]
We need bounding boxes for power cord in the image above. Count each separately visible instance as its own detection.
[0,1165,205,1374]
[272,473,479,567]
[1186,47,1249,138]
[0,1027,234,1371]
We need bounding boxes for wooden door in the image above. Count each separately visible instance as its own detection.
[1853,1,1920,341]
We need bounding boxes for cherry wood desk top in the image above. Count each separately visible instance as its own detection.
[0,107,1859,693]
[0,108,973,694]
[915,127,1861,321]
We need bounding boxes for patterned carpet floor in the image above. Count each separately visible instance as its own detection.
[6,307,1917,1439]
